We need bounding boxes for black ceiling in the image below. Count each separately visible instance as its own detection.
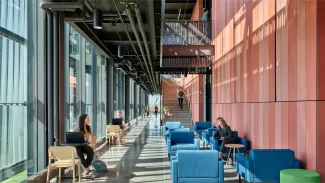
[41,0,197,93]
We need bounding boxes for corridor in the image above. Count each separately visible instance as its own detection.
[47,115,243,183]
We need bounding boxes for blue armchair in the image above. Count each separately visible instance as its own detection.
[236,149,300,183]
[165,128,191,144]
[164,122,184,137]
[193,121,212,136]
[167,131,200,159]
[202,127,216,147]
[209,131,248,154]
[171,150,224,183]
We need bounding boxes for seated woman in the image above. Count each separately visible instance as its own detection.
[213,117,236,159]
[116,110,128,142]
[74,114,96,178]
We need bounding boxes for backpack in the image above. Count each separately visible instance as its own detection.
[178,91,184,97]
[91,159,108,173]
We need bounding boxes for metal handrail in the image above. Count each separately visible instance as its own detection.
[163,20,212,45]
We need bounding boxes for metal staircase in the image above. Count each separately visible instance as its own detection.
[163,99,192,129]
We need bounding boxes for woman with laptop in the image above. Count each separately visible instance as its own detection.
[74,114,96,178]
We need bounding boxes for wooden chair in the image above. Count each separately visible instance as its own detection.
[106,125,123,145]
[47,146,81,183]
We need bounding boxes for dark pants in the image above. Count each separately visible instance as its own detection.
[219,137,237,153]
[76,145,94,168]
[178,98,183,109]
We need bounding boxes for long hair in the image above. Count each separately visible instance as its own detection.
[79,114,91,133]
[216,117,227,127]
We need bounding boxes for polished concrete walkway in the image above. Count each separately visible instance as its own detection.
[53,115,243,182]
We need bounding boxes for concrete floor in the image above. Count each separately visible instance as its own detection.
[53,115,244,183]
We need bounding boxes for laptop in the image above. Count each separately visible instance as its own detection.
[112,118,123,126]
[65,132,86,144]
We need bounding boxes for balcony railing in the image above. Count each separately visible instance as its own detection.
[163,20,211,45]
[162,57,212,68]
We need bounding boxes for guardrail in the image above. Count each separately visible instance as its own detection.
[163,20,211,45]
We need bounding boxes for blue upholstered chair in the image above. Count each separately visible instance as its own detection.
[202,127,216,147]
[171,150,224,183]
[165,128,191,144]
[209,131,248,154]
[192,121,212,136]
[164,122,184,138]
[167,131,200,159]
[236,149,300,183]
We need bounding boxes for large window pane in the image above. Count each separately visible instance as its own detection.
[85,41,93,127]
[67,26,81,131]
[0,0,41,181]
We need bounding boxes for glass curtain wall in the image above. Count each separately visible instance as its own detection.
[67,26,81,130]
[66,28,107,138]
[0,0,45,181]
[85,41,93,127]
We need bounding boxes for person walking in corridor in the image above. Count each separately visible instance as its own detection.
[154,105,158,118]
[202,9,209,34]
[177,88,184,109]
[146,104,150,116]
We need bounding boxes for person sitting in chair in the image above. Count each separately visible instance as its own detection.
[213,117,236,159]
[74,114,96,178]
[116,110,127,143]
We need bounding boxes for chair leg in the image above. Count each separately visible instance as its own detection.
[78,164,81,183]
[72,165,76,183]
[238,174,241,183]
[58,168,61,183]
[46,167,51,182]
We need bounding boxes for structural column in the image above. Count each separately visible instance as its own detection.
[58,12,66,142]
[124,75,130,122]
[107,59,114,124]
[92,46,98,135]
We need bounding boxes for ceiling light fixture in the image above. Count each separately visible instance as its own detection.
[93,0,103,29]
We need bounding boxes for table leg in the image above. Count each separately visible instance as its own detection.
[233,147,236,165]
[227,148,231,164]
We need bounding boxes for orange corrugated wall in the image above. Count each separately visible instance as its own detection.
[209,0,325,176]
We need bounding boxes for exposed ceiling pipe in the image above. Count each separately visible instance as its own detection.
[160,0,166,68]
[112,0,154,91]
[147,0,157,59]
[134,5,157,92]
[64,16,117,22]
[84,0,119,16]
[84,0,94,12]
[125,6,156,92]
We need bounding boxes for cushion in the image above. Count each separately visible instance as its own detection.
[251,150,295,178]
[178,178,220,183]
[177,150,219,178]
[170,132,194,144]
[171,144,198,151]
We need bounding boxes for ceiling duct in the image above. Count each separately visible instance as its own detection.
[134,5,157,92]
[123,3,156,91]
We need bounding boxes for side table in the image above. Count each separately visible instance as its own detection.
[224,144,245,165]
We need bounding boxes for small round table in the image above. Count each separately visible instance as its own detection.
[280,169,320,183]
[224,144,245,165]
